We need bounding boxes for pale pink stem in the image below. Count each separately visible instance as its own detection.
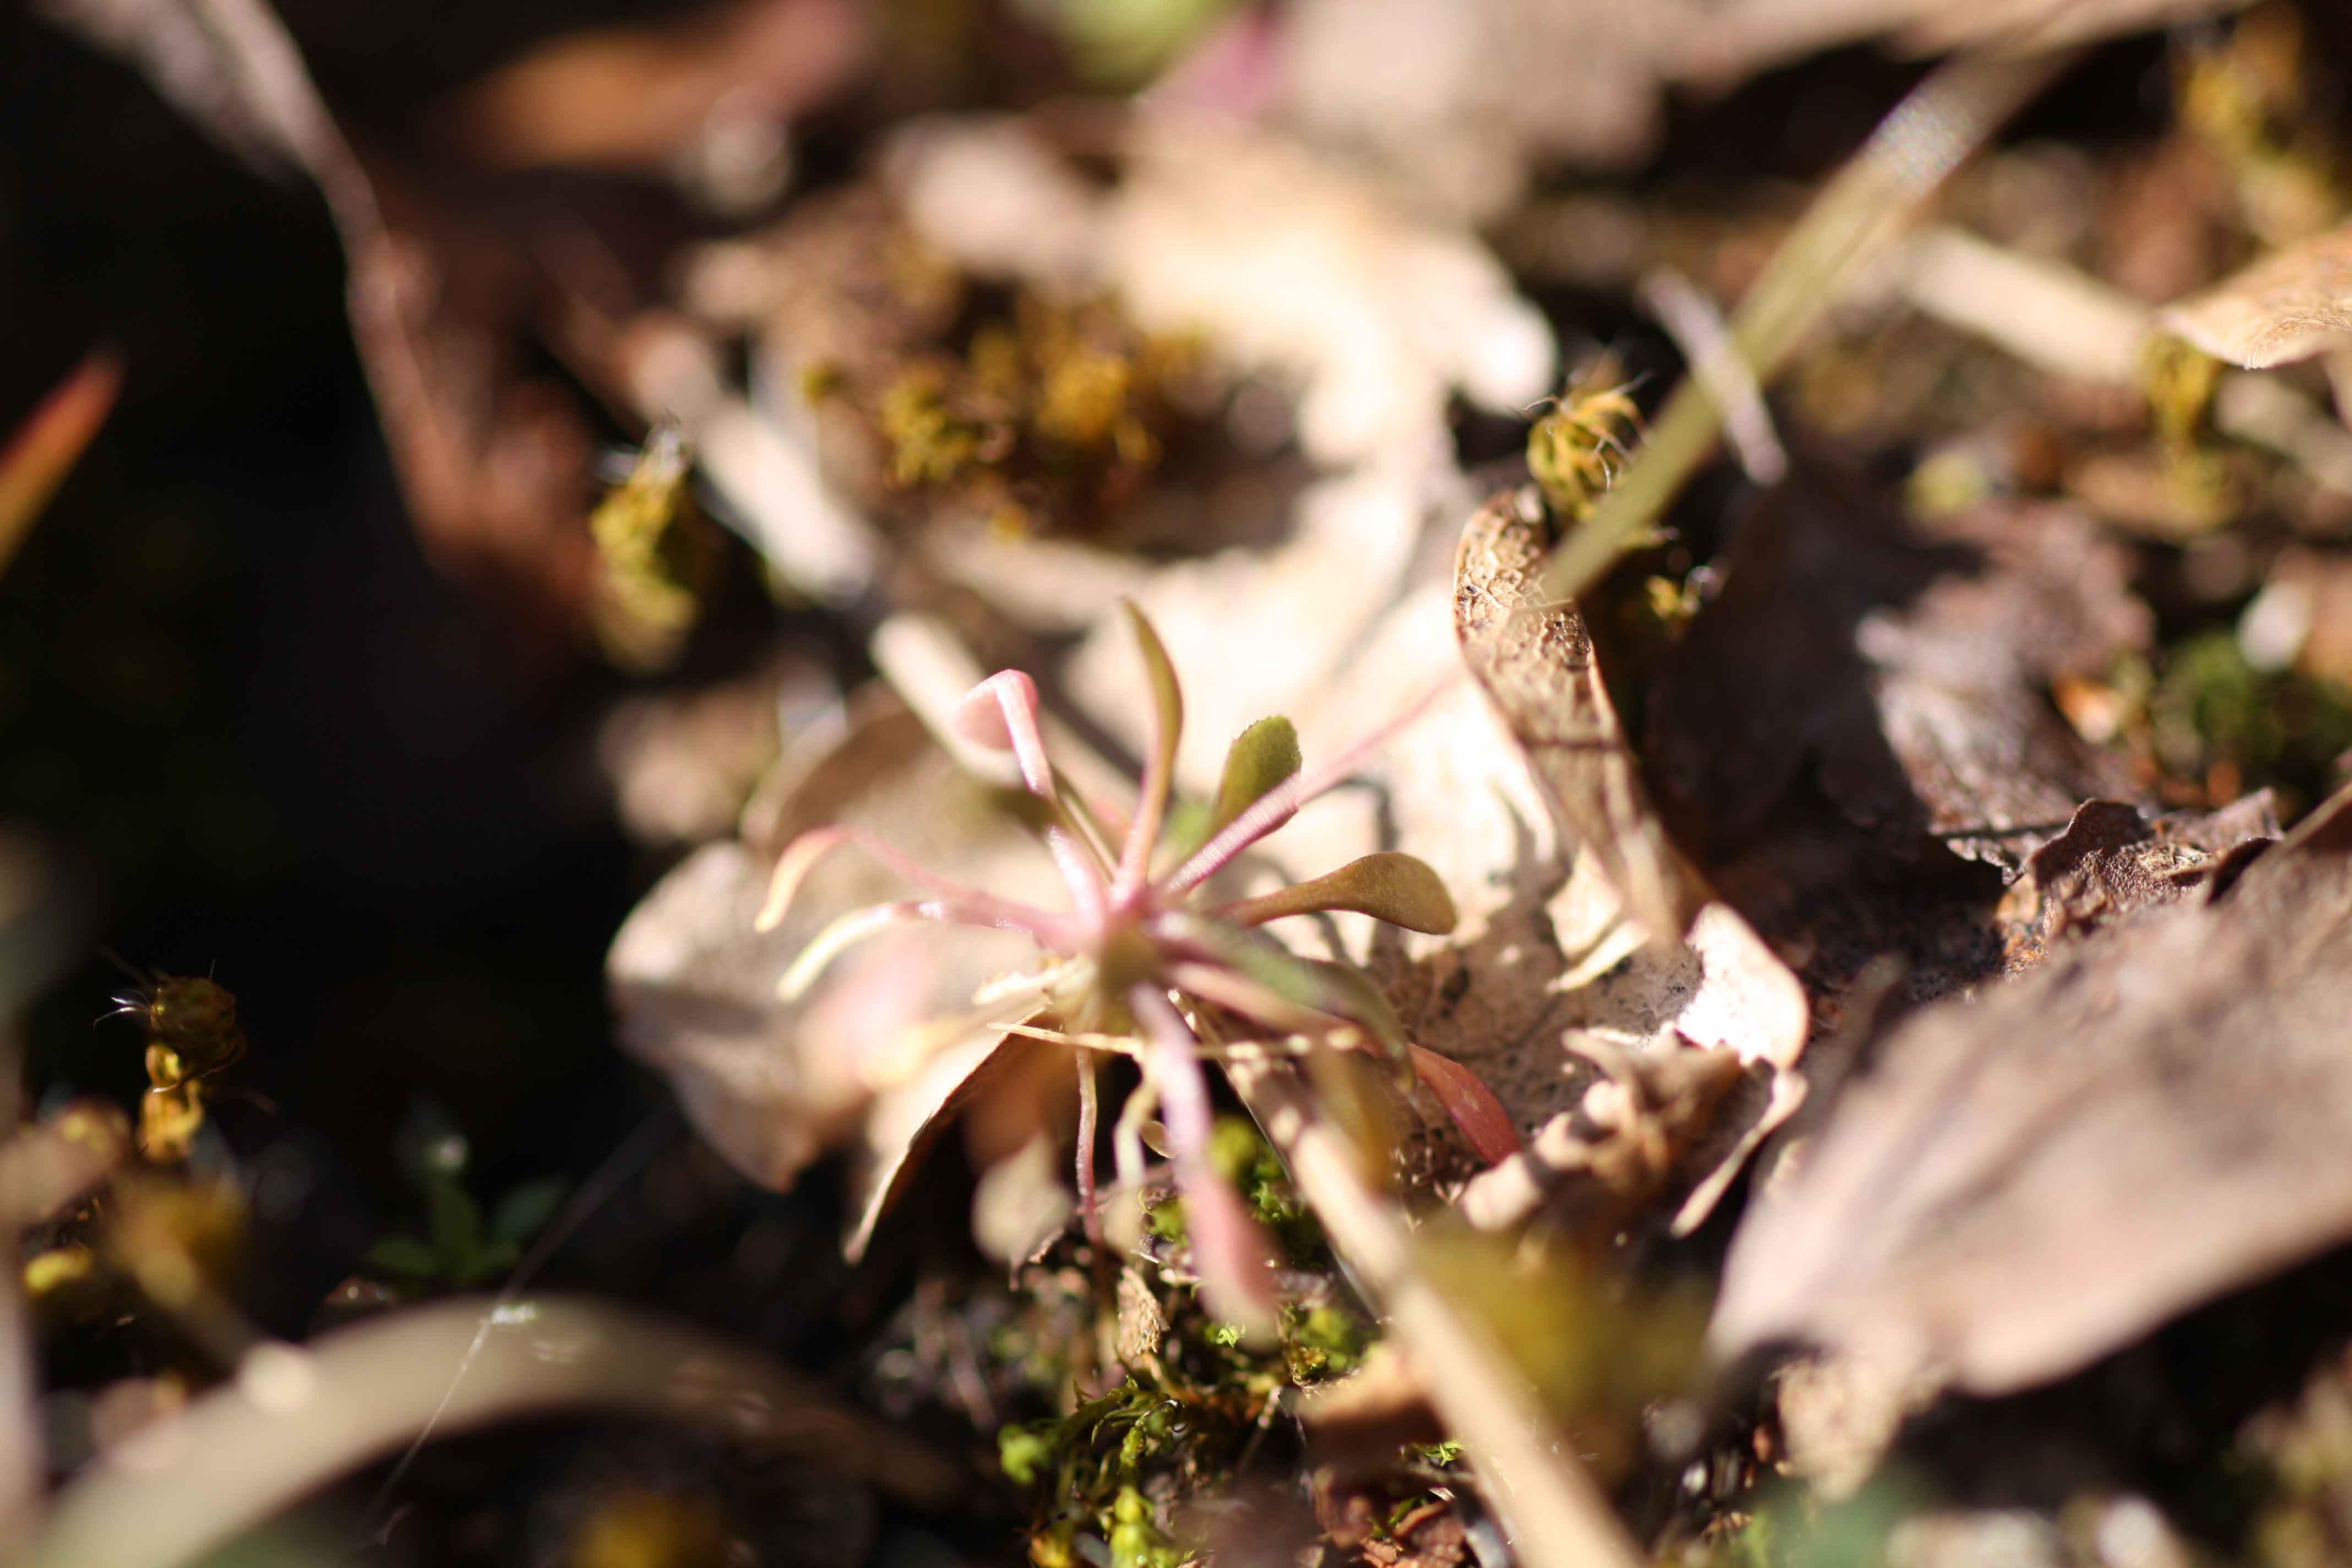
[955,671,1107,925]
[777,898,1072,1002]
[1160,671,1463,897]
[1129,986,1280,1332]
[1074,1050,1105,1253]
[759,824,1070,939]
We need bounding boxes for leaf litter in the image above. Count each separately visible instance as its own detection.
[41,1,2352,1564]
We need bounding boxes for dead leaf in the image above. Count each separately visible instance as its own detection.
[1230,487,1801,1241]
[2160,217,2352,369]
[1453,486,1697,949]
[1647,478,2148,877]
[1996,793,2279,965]
[607,689,1065,1249]
[1711,782,2352,1405]
[342,164,603,653]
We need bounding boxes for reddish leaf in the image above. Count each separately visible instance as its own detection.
[1408,1044,1521,1166]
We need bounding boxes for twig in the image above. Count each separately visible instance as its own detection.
[1637,269,1785,486]
[1226,1054,1643,1568]
[1540,47,2075,603]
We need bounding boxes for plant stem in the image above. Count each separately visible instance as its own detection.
[1228,1056,1643,1568]
[1538,47,2075,605]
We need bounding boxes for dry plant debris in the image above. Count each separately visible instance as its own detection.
[1713,783,2352,1408]
[31,1,2352,1566]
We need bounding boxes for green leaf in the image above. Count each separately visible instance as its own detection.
[489,1177,565,1246]
[1207,717,1300,839]
[1219,852,1457,935]
[424,1173,484,1281]
[1163,917,1409,1059]
[1119,600,1184,887]
[456,1239,521,1288]
[362,1235,440,1281]
[1123,601,1185,787]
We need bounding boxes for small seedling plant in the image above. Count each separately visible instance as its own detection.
[759,602,1516,1329]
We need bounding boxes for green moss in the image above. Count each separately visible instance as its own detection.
[2152,630,2352,813]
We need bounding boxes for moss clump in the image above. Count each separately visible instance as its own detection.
[2152,629,2352,813]
[590,426,720,674]
[855,290,1205,540]
[1528,358,1642,524]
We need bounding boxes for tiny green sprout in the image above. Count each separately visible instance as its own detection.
[758,600,1517,1334]
[1404,1439,1464,1467]
[364,1104,564,1293]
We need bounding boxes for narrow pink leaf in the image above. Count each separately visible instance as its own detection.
[953,670,1053,794]
[1161,672,1461,896]
[950,670,1107,924]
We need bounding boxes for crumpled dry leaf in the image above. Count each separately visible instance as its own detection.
[1453,487,1701,949]
[1711,782,2352,1406]
[1996,793,2279,965]
[1441,488,1809,1237]
[1162,483,1802,1237]
[607,690,1064,1254]
[1648,478,2149,878]
[2160,217,2352,369]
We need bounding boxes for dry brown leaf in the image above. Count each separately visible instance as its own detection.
[1712,782,2352,1403]
[1453,486,1701,949]
[343,175,602,651]
[1996,793,2279,966]
[1647,480,2147,877]
[2161,218,2352,369]
[1450,510,1808,1238]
